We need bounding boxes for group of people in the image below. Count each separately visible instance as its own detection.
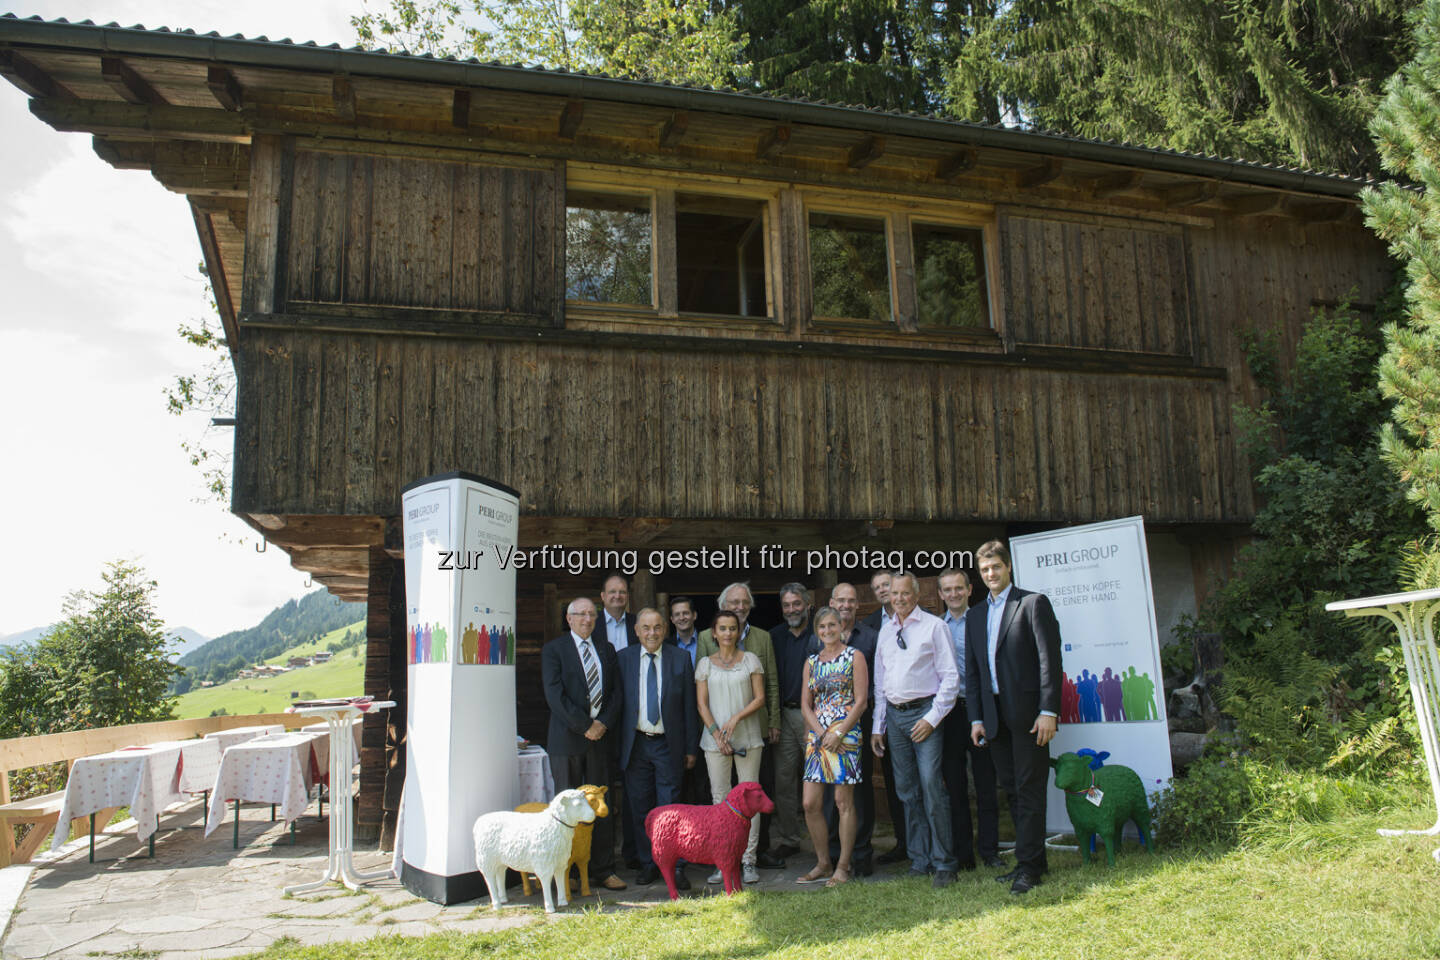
[539,539,1064,896]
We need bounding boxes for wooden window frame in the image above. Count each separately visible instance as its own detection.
[801,188,1000,340]
[565,165,782,329]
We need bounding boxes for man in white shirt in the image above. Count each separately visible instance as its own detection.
[869,572,961,888]
[601,574,638,653]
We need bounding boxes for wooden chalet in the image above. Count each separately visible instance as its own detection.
[0,15,1393,843]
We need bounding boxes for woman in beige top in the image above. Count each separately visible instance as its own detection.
[695,609,766,882]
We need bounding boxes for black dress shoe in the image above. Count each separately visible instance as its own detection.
[994,867,1022,884]
[674,867,691,891]
[877,847,909,865]
[1009,871,1043,895]
[982,855,1006,869]
[756,851,786,869]
[854,854,874,877]
[932,869,956,889]
[636,864,660,885]
[770,844,801,859]
[908,865,933,878]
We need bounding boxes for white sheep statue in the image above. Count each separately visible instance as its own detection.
[472,788,597,913]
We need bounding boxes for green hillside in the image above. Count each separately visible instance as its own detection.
[264,621,364,664]
[171,620,367,719]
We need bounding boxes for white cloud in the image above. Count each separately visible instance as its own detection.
[0,0,363,637]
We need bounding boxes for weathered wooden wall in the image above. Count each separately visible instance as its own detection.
[998,211,1193,357]
[233,329,1241,524]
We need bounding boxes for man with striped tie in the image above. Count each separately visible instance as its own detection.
[541,596,628,891]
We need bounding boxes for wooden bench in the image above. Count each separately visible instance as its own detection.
[0,713,309,867]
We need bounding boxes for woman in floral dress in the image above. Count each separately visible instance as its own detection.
[797,606,869,886]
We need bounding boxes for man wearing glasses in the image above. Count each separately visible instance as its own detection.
[869,572,961,888]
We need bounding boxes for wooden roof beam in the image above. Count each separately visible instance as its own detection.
[1016,157,1063,188]
[756,124,791,160]
[0,49,75,99]
[206,65,242,111]
[935,147,978,182]
[1162,181,1219,208]
[558,99,584,139]
[91,136,153,170]
[101,56,166,106]
[451,88,470,130]
[1225,193,1285,217]
[1088,170,1143,198]
[332,75,357,122]
[658,111,688,148]
[846,135,885,170]
[1292,200,1352,224]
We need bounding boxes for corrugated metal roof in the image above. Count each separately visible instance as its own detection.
[0,13,1381,196]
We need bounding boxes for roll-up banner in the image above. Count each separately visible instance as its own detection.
[400,471,521,904]
[1010,516,1173,834]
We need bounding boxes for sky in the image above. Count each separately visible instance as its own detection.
[0,0,365,638]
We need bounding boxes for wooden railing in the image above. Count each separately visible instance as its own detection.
[0,713,311,805]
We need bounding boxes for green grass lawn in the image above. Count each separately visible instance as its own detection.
[171,626,366,718]
[242,797,1440,960]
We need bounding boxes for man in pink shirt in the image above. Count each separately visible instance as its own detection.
[869,572,961,888]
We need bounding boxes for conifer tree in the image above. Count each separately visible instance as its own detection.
[1363,0,1440,584]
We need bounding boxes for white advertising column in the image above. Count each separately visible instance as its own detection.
[399,471,521,903]
[1010,516,1174,834]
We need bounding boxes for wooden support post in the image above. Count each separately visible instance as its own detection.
[632,570,657,613]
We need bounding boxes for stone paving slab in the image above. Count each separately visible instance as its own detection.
[1,798,920,960]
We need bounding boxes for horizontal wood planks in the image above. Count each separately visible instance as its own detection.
[282,148,560,318]
[235,328,1238,524]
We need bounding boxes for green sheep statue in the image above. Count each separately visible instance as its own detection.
[1050,751,1152,866]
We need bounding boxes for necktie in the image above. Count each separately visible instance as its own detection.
[580,640,601,715]
[646,653,660,724]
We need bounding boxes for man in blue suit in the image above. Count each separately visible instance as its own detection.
[618,608,700,888]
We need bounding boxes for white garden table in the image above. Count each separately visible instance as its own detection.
[50,742,186,860]
[282,699,394,894]
[1327,586,1440,863]
[204,731,328,846]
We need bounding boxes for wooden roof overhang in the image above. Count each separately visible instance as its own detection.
[1,15,1373,356]
[0,16,1373,600]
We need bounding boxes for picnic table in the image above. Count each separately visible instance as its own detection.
[48,738,221,860]
[203,731,330,845]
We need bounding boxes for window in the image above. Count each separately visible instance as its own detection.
[675,194,768,317]
[808,211,892,322]
[912,222,989,329]
[565,190,652,306]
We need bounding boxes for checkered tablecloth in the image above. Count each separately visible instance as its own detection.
[51,743,186,851]
[203,731,329,836]
[146,738,225,794]
[518,747,554,805]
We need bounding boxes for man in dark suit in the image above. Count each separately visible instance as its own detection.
[860,569,894,633]
[966,539,1063,895]
[598,573,640,866]
[618,608,700,888]
[599,573,640,653]
[541,596,627,891]
[938,568,1002,871]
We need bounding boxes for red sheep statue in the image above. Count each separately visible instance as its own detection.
[645,781,774,899]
